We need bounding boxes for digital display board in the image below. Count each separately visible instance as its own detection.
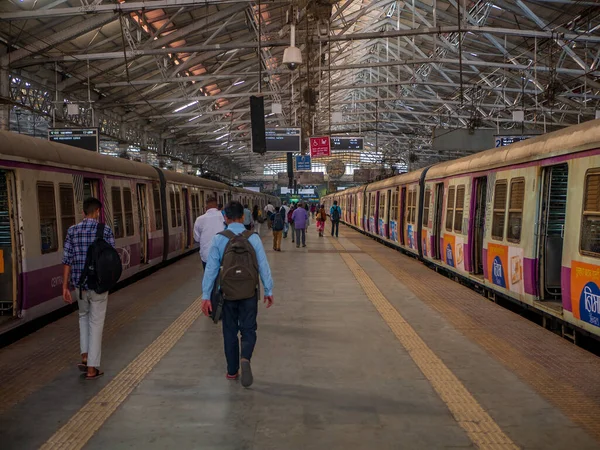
[331,136,363,151]
[265,127,301,152]
[48,128,99,152]
[494,135,535,147]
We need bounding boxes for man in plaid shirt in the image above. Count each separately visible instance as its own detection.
[62,197,116,380]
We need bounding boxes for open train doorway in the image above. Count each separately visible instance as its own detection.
[433,183,444,259]
[182,188,191,248]
[399,187,407,245]
[0,170,19,318]
[537,163,568,301]
[471,177,487,275]
[136,184,149,265]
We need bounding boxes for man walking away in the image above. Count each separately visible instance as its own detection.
[264,202,275,230]
[288,204,296,243]
[330,200,342,238]
[281,201,290,238]
[62,197,116,380]
[194,197,225,270]
[252,205,261,235]
[310,203,316,219]
[201,201,274,388]
[292,202,309,248]
[243,204,253,231]
[272,206,284,251]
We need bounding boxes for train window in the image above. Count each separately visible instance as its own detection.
[112,187,124,239]
[391,190,399,222]
[423,187,431,227]
[176,191,182,226]
[191,194,198,219]
[123,188,134,237]
[59,184,76,242]
[170,190,177,227]
[379,193,386,219]
[37,183,58,254]
[507,179,525,243]
[446,186,455,231]
[492,180,508,240]
[581,171,600,257]
[454,185,465,233]
[153,184,162,230]
[369,193,376,217]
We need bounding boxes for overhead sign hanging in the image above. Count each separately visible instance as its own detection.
[309,136,331,158]
[48,128,99,152]
[295,155,311,171]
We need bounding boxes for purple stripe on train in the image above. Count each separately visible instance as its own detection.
[561,266,571,311]
[523,258,538,296]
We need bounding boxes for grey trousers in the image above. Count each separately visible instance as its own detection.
[295,228,306,246]
[77,290,109,368]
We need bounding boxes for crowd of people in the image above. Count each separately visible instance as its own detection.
[60,194,342,389]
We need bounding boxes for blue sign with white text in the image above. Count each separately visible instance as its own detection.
[296,155,312,171]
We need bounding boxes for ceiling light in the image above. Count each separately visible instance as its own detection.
[173,100,198,113]
[188,115,202,122]
[216,134,229,140]
[233,80,245,86]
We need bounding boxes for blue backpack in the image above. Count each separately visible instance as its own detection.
[331,206,341,221]
[272,210,285,231]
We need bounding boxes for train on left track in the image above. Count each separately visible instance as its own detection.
[0,131,279,333]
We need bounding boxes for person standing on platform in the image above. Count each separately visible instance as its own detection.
[194,197,225,270]
[281,201,290,238]
[243,204,253,231]
[201,201,274,388]
[264,201,275,230]
[252,205,261,235]
[316,204,327,237]
[292,202,309,248]
[62,197,116,381]
[330,200,342,238]
[310,203,317,219]
[272,206,284,251]
[288,204,296,244]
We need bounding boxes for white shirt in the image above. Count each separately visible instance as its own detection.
[264,204,275,215]
[193,208,225,263]
[282,205,290,223]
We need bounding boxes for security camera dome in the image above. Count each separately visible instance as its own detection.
[283,46,302,70]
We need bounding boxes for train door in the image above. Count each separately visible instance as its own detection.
[433,183,444,259]
[0,170,19,317]
[374,192,380,235]
[136,184,149,265]
[399,187,407,245]
[537,163,568,301]
[386,190,392,238]
[200,191,205,213]
[471,177,487,275]
[182,188,191,247]
[83,178,102,220]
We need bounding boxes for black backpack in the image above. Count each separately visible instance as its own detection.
[80,223,123,295]
[218,230,259,301]
[332,206,341,221]
[272,211,284,231]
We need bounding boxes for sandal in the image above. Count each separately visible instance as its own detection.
[77,363,88,372]
[85,368,104,380]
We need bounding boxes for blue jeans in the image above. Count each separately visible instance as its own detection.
[222,296,258,376]
[284,222,289,235]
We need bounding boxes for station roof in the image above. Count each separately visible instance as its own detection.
[1,0,599,178]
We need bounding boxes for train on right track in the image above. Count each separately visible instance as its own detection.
[323,119,600,341]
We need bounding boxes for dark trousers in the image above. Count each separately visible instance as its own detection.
[331,220,339,237]
[295,227,306,246]
[222,297,258,376]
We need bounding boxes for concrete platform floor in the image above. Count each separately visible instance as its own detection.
[1,224,600,450]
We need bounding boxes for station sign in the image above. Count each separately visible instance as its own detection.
[48,128,99,152]
[309,136,331,158]
[331,136,363,150]
[265,127,301,152]
[494,135,534,147]
[295,155,311,171]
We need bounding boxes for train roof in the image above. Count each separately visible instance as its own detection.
[426,118,600,179]
[366,168,426,191]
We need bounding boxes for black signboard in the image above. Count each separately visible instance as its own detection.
[265,127,301,152]
[331,136,363,151]
[48,128,99,152]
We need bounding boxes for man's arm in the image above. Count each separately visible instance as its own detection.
[201,235,223,300]
[193,216,202,243]
[104,226,116,248]
[61,228,74,303]
[250,235,273,297]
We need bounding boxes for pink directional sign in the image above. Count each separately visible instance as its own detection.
[309,136,331,158]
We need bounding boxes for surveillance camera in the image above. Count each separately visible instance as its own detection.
[283,46,302,71]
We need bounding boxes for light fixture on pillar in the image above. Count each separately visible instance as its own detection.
[67,103,79,116]
[272,103,282,114]
[332,112,343,123]
[512,110,524,122]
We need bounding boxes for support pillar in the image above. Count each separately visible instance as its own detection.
[0,64,10,131]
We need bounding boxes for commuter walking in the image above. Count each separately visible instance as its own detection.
[194,197,225,270]
[201,201,274,388]
[243,204,253,231]
[316,204,327,237]
[310,203,316,219]
[264,202,275,230]
[292,203,309,248]
[62,197,117,380]
[330,200,342,238]
[252,205,261,235]
[272,206,284,251]
[288,204,296,243]
[281,201,290,238]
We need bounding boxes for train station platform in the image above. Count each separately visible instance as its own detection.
[1,225,600,450]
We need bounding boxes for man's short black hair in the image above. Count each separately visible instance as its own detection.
[244,204,249,209]
[333,200,338,205]
[224,201,244,220]
[275,206,280,212]
[217,203,224,210]
[83,197,102,216]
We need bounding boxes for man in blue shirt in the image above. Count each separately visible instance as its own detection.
[202,201,274,387]
[330,200,342,238]
[62,197,116,380]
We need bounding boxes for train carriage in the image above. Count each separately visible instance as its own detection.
[325,119,600,339]
[0,131,278,333]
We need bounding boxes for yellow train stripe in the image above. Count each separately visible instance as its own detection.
[331,237,519,449]
[40,298,203,450]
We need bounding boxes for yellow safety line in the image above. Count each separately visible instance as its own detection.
[330,237,519,449]
[40,298,204,450]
